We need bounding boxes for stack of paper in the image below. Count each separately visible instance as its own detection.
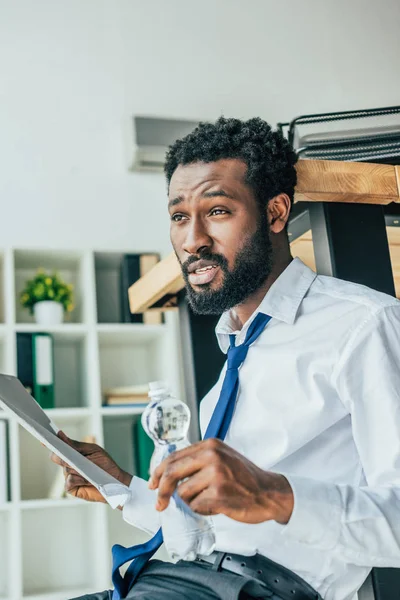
[103,384,149,407]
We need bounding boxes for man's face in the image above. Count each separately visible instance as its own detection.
[168,159,273,315]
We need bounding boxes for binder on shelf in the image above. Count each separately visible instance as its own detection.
[133,419,153,481]
[120,253,163,325]
[17,332,55,409]
[0,419,8,503]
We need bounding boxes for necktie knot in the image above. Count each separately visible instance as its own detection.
[227,343,249,370]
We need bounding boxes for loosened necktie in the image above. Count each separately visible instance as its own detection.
[111,312,272,599]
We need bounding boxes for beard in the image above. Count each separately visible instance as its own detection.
[179,213,273,315]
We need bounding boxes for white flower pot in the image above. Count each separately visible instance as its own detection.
[33,301,64,326]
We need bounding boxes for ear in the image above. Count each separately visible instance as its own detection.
[267,193,291,234]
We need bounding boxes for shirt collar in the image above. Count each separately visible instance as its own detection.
[215,257,317,353]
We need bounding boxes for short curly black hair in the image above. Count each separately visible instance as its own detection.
[164,116,298,209]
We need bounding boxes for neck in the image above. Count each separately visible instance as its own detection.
[233,252,293,327]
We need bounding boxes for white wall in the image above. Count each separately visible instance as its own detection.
[0,0,399,253]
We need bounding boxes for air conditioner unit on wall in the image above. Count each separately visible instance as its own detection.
[130,116,201,172]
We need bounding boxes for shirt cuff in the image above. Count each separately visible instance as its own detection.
[277,474,342,550]
[122,476,161,535]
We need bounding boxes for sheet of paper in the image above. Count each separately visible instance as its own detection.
[0,374,130,509]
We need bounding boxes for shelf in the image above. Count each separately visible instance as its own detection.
[19,415,94,501]
[22,505,99,596]
[23,589,95,600]
[0,246,181,597]
[97,323,165,344]
[101,406,146,417]
[0,511,11,598]
[98,334,162,396]
[14,249,86,324]
[20,497,88,510]
[16,329,91,409]
[14,323,88,340]
[0,335,6,377]
[44,407,91,419]
[0,418,10,503]
[102,413,139,477]
[94,251,124,324]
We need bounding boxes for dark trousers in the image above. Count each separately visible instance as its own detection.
[71,559,273,600]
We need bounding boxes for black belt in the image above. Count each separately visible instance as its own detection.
[195,552,322,600]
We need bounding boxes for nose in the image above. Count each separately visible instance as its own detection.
[182,217,212,256]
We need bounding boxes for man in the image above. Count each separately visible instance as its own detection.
[53,117,400,600]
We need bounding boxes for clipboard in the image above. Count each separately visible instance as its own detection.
[0,374,130,509]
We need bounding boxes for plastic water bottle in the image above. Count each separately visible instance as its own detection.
[141,381,216,561]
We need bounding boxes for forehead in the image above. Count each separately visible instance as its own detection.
[168,159,249,197]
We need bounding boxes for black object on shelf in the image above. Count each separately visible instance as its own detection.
[120,253,163,324]
[278,104,400,163]
[16,333,34,395]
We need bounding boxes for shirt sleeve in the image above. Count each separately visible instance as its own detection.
[122,476,161,535]
[279,304,400,567]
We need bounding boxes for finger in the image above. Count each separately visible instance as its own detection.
[176,467,215,505]
[188,488,221,516]
[155,456,207,511]
[63,466,81,477]
[149,439,220,490]
[57,430,69,443]
[50,452,71,468]
[58,430,101,454]
[65,473,91,493]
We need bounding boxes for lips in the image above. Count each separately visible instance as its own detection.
[188,261,220,285]
[187,259,219,273]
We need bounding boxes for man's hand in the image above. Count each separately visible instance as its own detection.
[50,431,132,503]
[148,438,294,525]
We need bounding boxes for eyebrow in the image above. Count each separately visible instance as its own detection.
[168,189,235,209]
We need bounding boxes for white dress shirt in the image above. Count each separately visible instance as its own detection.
[123,257,400,600]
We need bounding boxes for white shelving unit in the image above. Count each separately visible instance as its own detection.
[0,248,182,600]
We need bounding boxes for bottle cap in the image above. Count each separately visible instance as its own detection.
[148,380,169,397]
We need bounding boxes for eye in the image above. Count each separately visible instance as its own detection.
[171,213,188,223]
[210,208,228,216]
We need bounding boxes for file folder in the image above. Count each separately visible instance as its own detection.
[133,419,154,481]
[17,332,55,409]
[32,333,54,409]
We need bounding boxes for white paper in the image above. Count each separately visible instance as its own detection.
[0,374,130,509]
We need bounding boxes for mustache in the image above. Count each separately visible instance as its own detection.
[181,251,228,277]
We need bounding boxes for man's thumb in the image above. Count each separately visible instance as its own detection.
[58,430,78,447]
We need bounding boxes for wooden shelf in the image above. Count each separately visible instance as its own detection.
[101,406,146,417]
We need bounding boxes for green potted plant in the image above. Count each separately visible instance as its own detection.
[20,269,75,325]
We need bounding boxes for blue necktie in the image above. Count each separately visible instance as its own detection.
[111,312,272,599]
